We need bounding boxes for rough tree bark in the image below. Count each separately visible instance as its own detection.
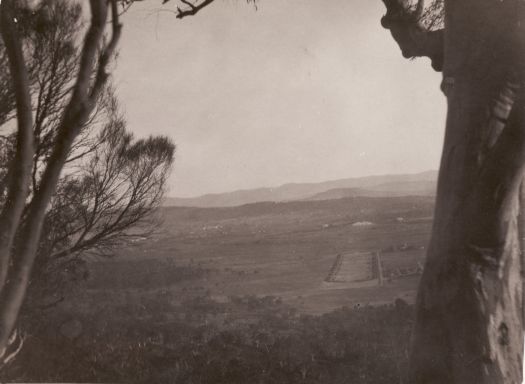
[383,0,525,383]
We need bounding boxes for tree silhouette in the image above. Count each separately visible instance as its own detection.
[382,0,525,383]
[0,0,123,363]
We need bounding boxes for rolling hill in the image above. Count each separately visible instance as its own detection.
[164,170,438,207]
[305,180,436,201]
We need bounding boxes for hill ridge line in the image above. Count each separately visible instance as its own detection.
[165,170,438,208]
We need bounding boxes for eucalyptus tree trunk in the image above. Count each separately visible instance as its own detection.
[382,0,525,383]
[0,0,121,363]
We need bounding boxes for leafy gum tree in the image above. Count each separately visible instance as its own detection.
[0,0,122,362]
[0,0,176,364]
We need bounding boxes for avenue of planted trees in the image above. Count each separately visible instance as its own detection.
[2,0,525,383]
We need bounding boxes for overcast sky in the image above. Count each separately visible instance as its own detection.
[115,0,445,198]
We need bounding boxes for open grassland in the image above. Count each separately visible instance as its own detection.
[5,196,435,383]
[84,196,434,314]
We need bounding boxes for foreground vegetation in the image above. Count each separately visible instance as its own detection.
[1,196,429,383]
[5,295,412,384]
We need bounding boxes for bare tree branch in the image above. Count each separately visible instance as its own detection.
[176,0,216,19]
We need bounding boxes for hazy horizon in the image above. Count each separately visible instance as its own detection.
[116,1,446,198]
[166,168,438,199]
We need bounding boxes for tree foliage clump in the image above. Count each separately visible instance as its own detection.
[0,0,174,361]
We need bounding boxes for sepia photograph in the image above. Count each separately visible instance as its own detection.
[0,0,523,383]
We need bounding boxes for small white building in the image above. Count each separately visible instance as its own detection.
[352,221,374,227]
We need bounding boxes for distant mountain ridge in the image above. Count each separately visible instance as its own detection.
[164,170,438,208]
[306,180,437,201]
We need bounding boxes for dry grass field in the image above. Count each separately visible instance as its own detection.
[81,196,434,315]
